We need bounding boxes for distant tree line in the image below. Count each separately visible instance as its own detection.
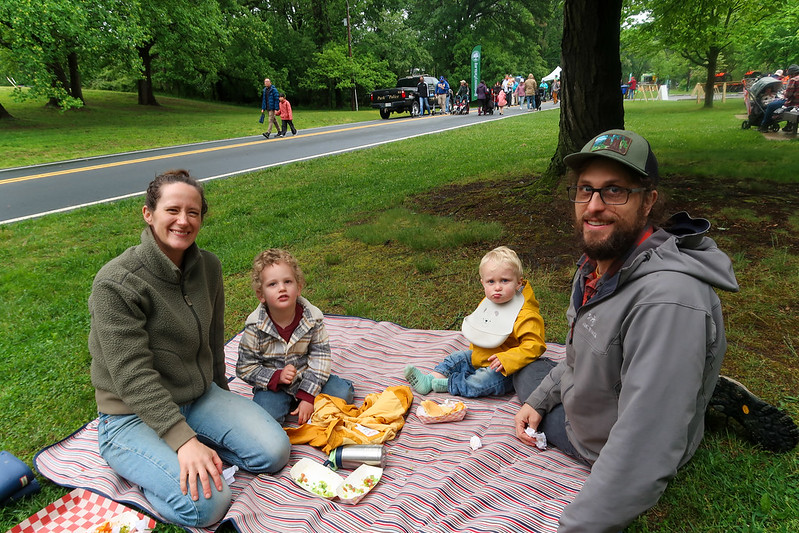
[0,0,563,110]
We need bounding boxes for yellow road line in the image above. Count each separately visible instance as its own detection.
[0,117,423,186]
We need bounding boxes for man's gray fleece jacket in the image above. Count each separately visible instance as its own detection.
[526,212,739,532]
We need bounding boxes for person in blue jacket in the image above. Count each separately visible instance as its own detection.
[436,76,450,114]
[261,78,280,139]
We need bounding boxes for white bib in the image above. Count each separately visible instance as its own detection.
[461,290,525,348]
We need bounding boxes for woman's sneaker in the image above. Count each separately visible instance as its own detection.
[709,376,799,453]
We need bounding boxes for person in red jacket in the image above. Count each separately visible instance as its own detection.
[276,94,297,137]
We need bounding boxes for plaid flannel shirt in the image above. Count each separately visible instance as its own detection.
[236,297,332,399]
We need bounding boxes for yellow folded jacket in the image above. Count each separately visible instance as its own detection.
[285,386,414,453]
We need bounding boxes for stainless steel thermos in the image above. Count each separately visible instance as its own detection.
[326,445,386,470]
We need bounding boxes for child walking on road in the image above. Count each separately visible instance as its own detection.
[276,94,297,137]
[496,89,507,115]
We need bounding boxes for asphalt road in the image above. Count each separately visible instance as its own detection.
[1,103,555,225]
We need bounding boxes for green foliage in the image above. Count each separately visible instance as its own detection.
[134,0,229,98]
[0,0,566,109]
[0,0,87,108]
[737,4,799,72]
[356,9,434,76]
[625,0,785,86]
[405,0,557,82]
[300,42,394,95]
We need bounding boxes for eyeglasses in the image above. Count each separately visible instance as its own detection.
[567,185,647,205]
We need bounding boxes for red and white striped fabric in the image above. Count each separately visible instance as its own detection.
[8,487,156,533]
[35,316,586,533]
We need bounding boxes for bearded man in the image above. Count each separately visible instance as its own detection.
[512,129,797,532]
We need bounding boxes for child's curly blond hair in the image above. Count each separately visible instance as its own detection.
[251,248,305,292]
[479,246,523,279]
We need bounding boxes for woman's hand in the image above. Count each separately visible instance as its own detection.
[514,403,543,445]
[291,399,314,425]
[280,364,296,385]
[177,437,224,501]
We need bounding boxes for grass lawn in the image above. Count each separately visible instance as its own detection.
[0,87,377,168]
[1,93,797,532]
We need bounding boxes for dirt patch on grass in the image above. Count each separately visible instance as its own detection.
[410,173,799,400]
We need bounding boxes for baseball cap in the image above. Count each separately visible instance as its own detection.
[461,291,525,349]
[563,129,659,184]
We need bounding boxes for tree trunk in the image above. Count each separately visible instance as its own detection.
[46,61,70,108]
[541,0,624,190]
[703,47,719,109]
[137,43,159,106]
[0,102,13,120]
[67,51,85,104]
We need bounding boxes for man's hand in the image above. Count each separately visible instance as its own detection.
[177,437,224,501]
[487,354,505,373]
[280,364,296,385]
[291,399,314,425]
[514,403,543,445]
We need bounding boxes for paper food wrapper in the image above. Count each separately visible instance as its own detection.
[416,399,467,424]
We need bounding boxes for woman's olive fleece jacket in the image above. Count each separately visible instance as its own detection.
[89,228,227,451]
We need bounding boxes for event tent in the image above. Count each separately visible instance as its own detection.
[542,66,561,82]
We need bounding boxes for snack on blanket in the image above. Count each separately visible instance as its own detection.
[335,465,383,505]
[89,510,149,533]
[290,458,382,505]
[416,399,467,424]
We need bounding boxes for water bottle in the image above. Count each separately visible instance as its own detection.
[325,445,386,470]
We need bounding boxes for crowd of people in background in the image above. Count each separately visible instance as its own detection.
[467,73,558,116]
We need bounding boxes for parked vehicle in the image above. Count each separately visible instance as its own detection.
[370,75,438,119]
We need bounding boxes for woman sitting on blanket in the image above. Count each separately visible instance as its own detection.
[88,170,290,527]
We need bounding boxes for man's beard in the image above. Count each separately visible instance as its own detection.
[575,204,649,261]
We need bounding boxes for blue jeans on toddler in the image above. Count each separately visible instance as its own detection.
[252,374,354,425]
[97,383,290,527]
[434,350,515,398]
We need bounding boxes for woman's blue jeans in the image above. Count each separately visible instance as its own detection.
[252,374,354,425]
[434,350,515,398]
[97,383,290,527]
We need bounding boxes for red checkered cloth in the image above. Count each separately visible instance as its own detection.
[35,316,586,533]
[8,488,156,532]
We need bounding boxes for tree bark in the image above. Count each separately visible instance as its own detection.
[137,43,159,106]
[703,47,719,109]
[67,51,85,104]
[541,0,625,190]
[47,61,70,108]
[0,102,13,120]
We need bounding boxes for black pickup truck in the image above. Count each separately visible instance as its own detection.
[370,75,438,119]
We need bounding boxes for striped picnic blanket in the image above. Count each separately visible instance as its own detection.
[35,316,588,533]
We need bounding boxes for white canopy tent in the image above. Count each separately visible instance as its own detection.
[542,66,561,82]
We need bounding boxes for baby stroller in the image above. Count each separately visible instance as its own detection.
[742,76,784,131]
[484,96,495,115]
[452,97,469,115]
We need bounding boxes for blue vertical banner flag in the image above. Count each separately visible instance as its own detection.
[471,46,481,101]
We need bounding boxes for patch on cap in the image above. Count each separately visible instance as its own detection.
[589,133,632,156]
[563,129,659,184]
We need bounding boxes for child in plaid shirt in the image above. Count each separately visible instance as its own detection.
[236,249,354,425]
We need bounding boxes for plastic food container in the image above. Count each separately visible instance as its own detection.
[290,458,382,504]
